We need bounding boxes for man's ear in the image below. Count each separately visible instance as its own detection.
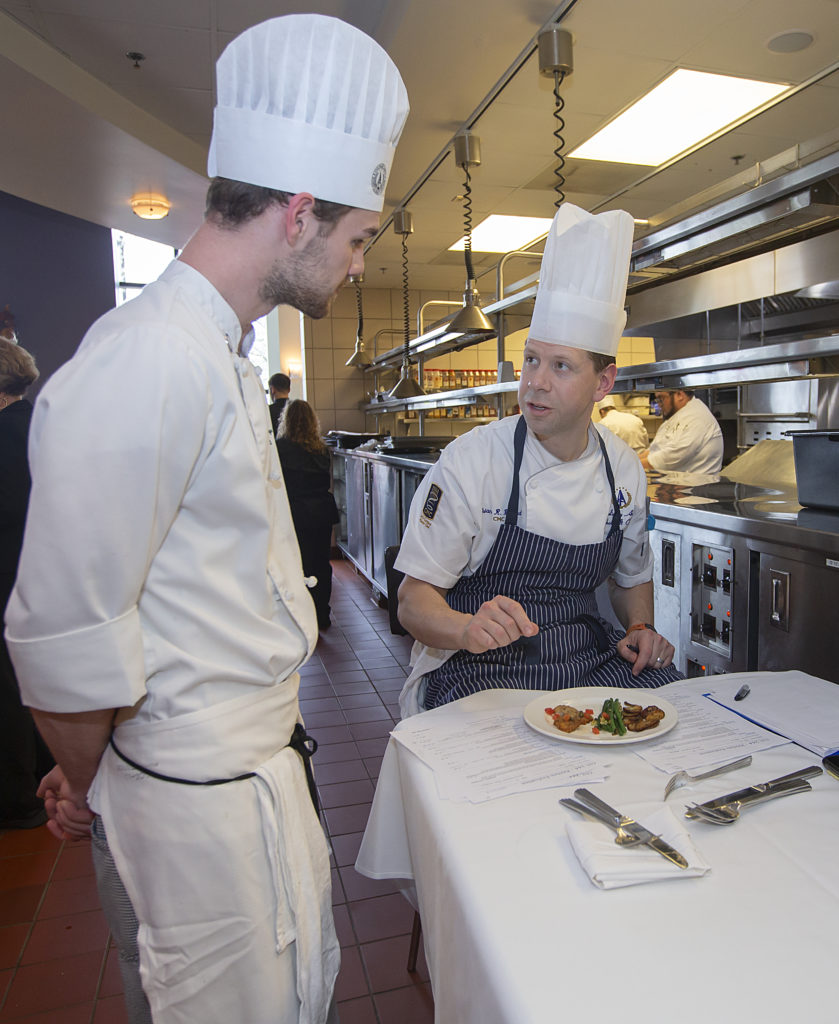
[593,362,617,403]
[283,192,317,247]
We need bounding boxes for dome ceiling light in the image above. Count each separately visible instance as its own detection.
[131,194,171,220]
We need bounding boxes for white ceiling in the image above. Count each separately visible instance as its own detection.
[1,0,838,293]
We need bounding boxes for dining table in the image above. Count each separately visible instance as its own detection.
[355,674,838,1024]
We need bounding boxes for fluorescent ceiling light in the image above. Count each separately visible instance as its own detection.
[569,69,788,167]
[449,214,554,253]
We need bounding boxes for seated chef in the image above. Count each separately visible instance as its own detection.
[638,389,723,475]
[394,203,682,717]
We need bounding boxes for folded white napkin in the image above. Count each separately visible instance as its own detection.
[566,802,711,890]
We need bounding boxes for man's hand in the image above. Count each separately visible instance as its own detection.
[616,626,674,677]
[461,595,538,654]
[37,765,94,842]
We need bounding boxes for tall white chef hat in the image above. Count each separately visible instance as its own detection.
[529,203,634,357]
[207,14,409,212]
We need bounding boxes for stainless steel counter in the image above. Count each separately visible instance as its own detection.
[648,474,839,556]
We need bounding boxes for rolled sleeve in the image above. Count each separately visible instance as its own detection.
[393,448,479,590]
[8,608,147,712]
[611,454,653,588]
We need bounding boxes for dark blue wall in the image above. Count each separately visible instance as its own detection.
[0,190,115,398]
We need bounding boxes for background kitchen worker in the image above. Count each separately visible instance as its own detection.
[276,399,340,631]
[639,388,723,474]
[395,203,680,717]
[596,395,648,452]
[268,370,291,440]
[5,14,408,1024]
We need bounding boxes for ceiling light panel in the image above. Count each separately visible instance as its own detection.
[569,69,788,167]
[449,214,554,253]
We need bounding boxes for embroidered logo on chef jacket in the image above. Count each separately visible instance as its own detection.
[606,486,635,531]
[419,483,443,528]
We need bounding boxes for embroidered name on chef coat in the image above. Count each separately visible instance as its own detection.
[419,483,443,528]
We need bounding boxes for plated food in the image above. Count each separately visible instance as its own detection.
[524,688,678,745]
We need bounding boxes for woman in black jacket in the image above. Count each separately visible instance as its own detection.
[0,336,53,828]
[276,400,340,630]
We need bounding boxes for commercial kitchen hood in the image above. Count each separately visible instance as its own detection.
[629,148,839,285]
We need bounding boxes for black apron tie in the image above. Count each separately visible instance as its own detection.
[287,722,321,815]
[109,721,321,816]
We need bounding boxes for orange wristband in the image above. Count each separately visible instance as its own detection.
[626,622,655,634]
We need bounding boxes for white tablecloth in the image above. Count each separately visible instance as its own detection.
[356,678,838,1024]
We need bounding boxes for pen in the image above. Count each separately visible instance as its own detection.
[734,684,750,701]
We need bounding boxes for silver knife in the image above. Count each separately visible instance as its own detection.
[574,788,689,869]
[684,765,822,818]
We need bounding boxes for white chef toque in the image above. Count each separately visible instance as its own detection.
[207,14,409,212]
[596,397,616,411]
[529,203,634,358]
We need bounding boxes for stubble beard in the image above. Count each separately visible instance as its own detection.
[259,234,336,320]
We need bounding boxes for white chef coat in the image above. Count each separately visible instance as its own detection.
[396,415,652,590]
[395,417,653,716]
[6,259,317,720]
[646,395,723,474]
[5,261,336,1024]
[599,407,648,452]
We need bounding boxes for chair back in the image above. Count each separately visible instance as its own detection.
[384,545,408,636]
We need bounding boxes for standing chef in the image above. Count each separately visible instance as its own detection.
[395,203,680,718]
[639,388,723,475]
[596,396,648,452]
[5,14,408,1024]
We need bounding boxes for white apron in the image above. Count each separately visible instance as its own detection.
[90,682,339,1024]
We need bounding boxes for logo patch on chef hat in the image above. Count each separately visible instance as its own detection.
[371,163,387,196]
[616,487,631,509]
[419,483,443,528]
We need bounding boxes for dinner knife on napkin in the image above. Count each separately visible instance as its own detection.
[574,788,688,869]
[683,765,822,819]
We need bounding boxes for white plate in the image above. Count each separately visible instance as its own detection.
[523,687,678,745]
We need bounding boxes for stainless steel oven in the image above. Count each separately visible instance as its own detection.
[650,479,839,683]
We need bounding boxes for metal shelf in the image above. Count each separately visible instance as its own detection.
[362,381,519,414]
[611,335,839,392]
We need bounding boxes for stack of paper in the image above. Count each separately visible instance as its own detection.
[390,707,607,802]
[705,671,839,758]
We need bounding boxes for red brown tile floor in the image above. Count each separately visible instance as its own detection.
[0,558,433,1024]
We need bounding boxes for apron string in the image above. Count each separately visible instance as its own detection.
[108,723,321,817]
[596,430,623,535]
[504,416,528,526]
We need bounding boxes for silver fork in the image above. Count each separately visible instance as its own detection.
[686,778,813,824]
[664,755,752,800]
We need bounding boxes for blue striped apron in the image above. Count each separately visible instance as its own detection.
[423,416,682,709]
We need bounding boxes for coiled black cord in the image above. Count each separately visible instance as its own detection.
[462,165,475,281]
[401,231,411,361]
[354,279,363,342]
[552,69,567,208]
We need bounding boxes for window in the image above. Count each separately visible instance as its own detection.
[111,230,270,387]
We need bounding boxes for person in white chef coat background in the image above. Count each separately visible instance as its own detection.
[395,203,681,718]
[5,15,408,1024]
[595,396,648,452]
[639,388,723,474]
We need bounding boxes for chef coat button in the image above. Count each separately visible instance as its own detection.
[283,590,293,602]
